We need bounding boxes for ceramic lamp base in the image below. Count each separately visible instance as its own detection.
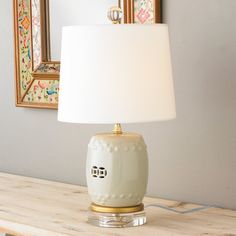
[86,133,148,206]
[87,210,146,228]
[86,132,148,227]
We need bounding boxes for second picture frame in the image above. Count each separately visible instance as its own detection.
[122,0,162,24]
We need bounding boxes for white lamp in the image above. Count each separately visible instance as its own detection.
[58,24,176,227]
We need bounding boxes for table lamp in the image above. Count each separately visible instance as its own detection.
[58,22,176,227]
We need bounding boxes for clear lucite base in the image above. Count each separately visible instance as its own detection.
[87,210,146,228]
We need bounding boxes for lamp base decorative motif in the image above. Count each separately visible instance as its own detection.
[87,210,146,228]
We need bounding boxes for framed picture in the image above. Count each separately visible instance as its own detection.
[121,0,162,24]
[13,0,59,109]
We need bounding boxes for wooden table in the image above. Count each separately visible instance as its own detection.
[0,173,235,236]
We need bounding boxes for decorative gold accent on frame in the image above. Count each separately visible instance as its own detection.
[40,0,51,62]
[13,0,20,105]
[91,203,144,213]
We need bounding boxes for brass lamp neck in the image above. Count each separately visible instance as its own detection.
[113,123,123,135]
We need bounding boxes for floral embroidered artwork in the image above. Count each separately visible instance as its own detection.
[18,0,33,97]
[15,0,59,108]
[32,0,41,69]
[24,80,59,103]
[134,0,155,24]
[36,63,60,74]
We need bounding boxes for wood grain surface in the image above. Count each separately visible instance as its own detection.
[0,173,235,236]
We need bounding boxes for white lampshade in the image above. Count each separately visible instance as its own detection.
[58,24,176,124]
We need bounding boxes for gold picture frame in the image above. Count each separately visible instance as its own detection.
[122,0,162,24]
[14,0,59,109]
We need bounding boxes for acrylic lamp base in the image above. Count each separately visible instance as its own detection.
[87,210,146,228]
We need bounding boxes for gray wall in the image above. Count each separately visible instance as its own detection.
[0,0,236,209]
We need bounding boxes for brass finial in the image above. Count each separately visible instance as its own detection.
[107,6,123,24]
[113,123,123,135]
